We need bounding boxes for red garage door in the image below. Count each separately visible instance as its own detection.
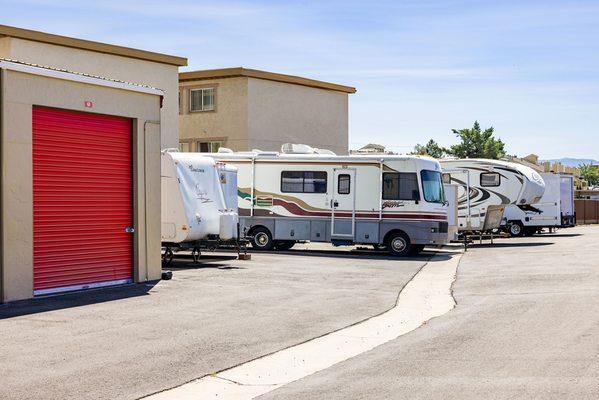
[33,107,133,294]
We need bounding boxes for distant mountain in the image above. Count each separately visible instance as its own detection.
[541,158,599,167]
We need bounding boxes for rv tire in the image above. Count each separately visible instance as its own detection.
[508,221,524,237]
[249,227,274,251]
[386,231,412,257]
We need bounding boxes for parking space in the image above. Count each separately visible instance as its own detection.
[257,226,599,400]
[0,245,438,400]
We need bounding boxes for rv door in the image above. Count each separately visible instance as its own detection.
[331,168,356,239]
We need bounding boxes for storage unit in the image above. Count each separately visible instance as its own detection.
[32,108,134,294]
[0,59,164,302]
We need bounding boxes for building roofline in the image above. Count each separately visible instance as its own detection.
[0,24,187,67]
[179,67,356,93]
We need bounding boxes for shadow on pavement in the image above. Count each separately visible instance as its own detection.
[535,233,582,238]
[471,242,553,248]
[0,281,158,320]
[256,248,453,262]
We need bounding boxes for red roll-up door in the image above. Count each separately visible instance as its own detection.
[33,107,133,294]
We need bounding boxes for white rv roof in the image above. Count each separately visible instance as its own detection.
[205,151,441,168]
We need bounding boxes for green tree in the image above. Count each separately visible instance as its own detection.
[447,121,506,159]
[412,139,446,158]
[580,164,599,186]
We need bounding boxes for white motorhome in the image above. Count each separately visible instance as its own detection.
[161,151,238,250]
[440,159,546,232]
[205,145,449,256]
[502,173,576,236]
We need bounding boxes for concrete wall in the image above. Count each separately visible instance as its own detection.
[1,69,162,302]
[0,37,179,149]
[179,77,248,151]
[247,78,348,155]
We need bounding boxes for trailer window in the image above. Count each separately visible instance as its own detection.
[480,172,500,187]
[338,174,351,194]
[382,173,419,201]
[421,170,446,203]
[281,171,327,193]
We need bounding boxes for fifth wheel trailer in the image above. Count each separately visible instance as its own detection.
[440,159,546,232]
[502,173,576,236]
[205,144,449,256]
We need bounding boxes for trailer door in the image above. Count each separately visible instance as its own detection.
[560,176,574,217]
[331,168,356,239]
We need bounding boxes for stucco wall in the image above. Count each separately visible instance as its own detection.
[179,77,248,151]
[1,69,162,302]
[3,37,179,149]
[247,78,348,155]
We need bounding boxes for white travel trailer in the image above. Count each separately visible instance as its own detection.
[205,145,449,256]
[502,173,576,236]
[161,151,238,252]
[440,159,546,232]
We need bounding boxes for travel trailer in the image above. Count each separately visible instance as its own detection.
[161,151,239,261]
[205,144,449,256]
[502,173,575,236]
[440,159,546,232]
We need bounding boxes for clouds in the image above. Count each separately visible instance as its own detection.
[1,0,597,158]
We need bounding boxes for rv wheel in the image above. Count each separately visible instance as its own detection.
[508,222,524,237]
[386,231,412,257]
[250,227,274,251]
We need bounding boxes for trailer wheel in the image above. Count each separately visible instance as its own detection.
[250,227,274,251]
[386,231,412,257]
[274,240,295,251]
[508,222,524,237]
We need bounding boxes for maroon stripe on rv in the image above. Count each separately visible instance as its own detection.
[271,198,447,220]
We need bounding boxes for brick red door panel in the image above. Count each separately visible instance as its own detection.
[33,107,133,293]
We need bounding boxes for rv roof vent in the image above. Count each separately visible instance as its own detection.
[217,147,234,153]
[161,148,180,154]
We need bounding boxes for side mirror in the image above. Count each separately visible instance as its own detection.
[412,190,420,204]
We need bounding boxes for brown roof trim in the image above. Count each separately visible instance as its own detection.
[0,24,187,66]
[179,67,356,93]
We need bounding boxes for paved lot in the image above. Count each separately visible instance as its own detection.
[258,226,599,400]
[0,246,435,400]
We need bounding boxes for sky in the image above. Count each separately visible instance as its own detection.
[1,0,598,159]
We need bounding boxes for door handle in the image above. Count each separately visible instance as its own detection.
[333,201,339,207]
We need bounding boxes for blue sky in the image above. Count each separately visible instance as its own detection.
[1,0,598,159]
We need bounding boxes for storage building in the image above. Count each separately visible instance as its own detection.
[0,25,187,302]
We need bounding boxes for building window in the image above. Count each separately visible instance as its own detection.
[480,172,500,187]
[382,172,420,201]
[197,141,223,153]
[281,171,327,193]
[179,141,191,152]
[189,87,215,112]
[337,174,351,194]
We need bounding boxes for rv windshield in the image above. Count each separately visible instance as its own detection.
[420,170,445,203]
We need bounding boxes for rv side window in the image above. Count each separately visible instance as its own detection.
[382,172,419,200]
[338,174,351,194]
[480,172,500,187]
[281,171,327,193]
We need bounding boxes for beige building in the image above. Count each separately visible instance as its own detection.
[179,67,355,155]
[0,25,186,302]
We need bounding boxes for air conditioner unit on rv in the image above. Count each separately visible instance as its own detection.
[281,143,336,155]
